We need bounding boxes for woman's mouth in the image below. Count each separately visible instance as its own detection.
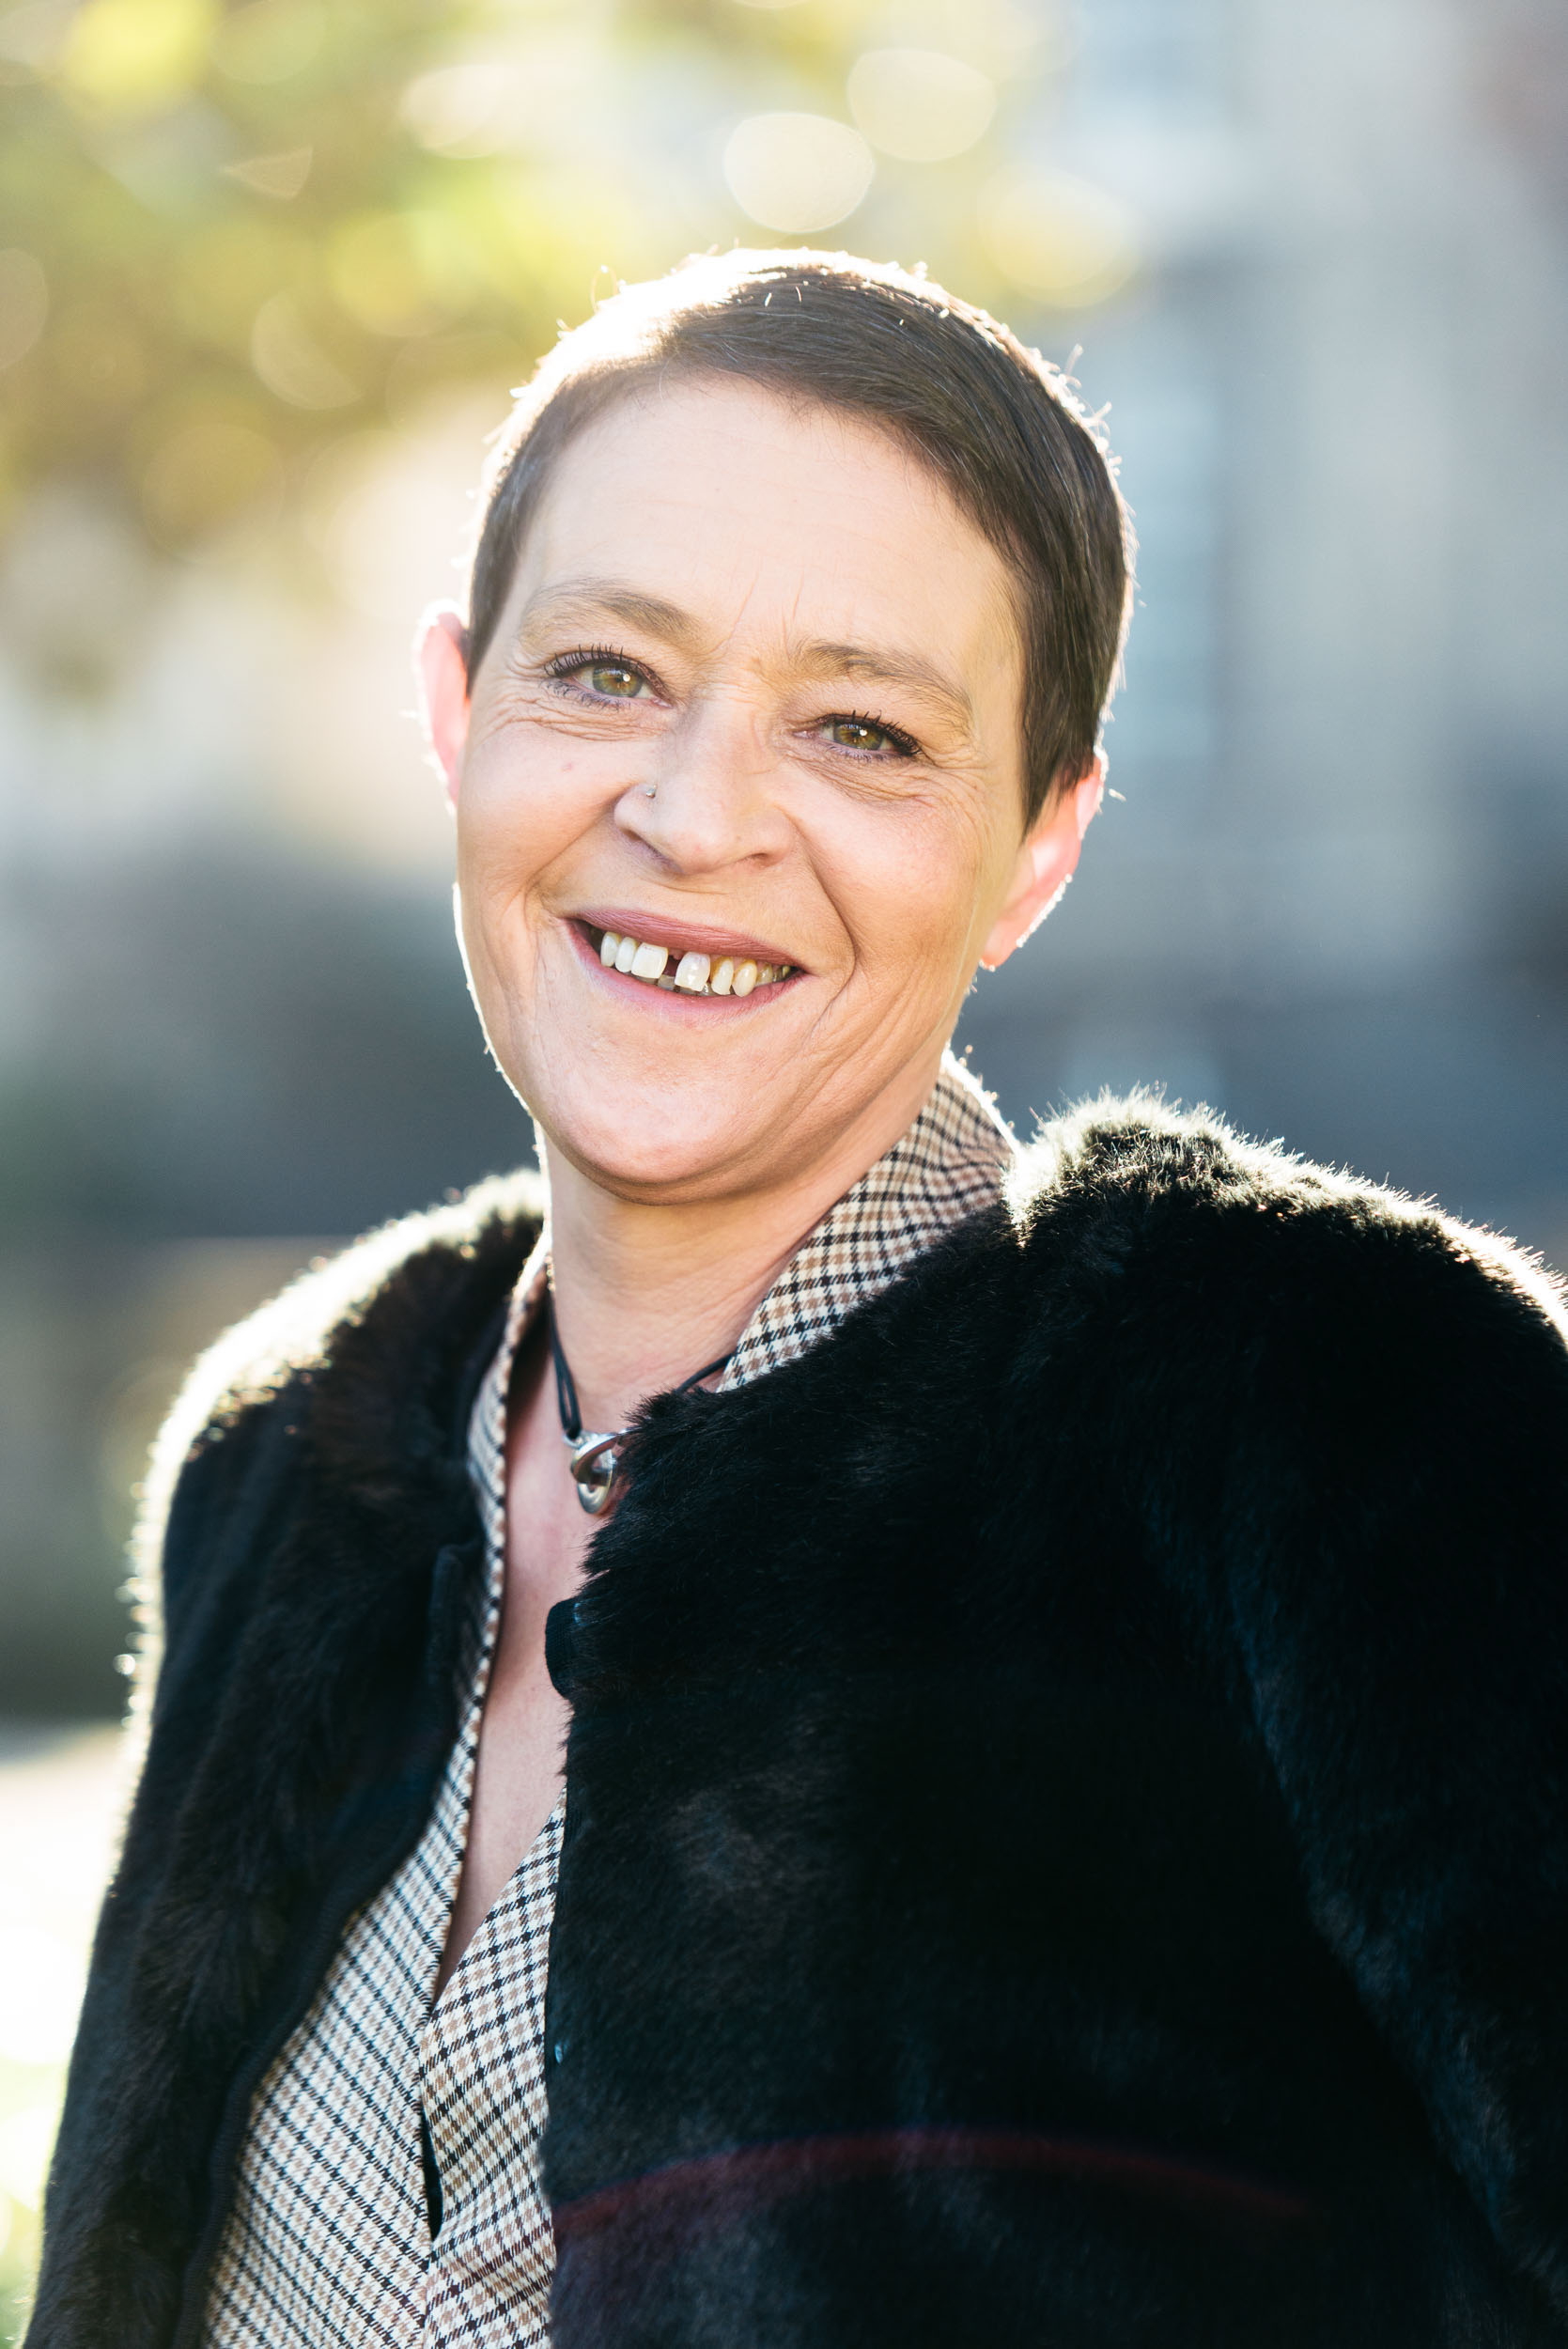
[582,922,797,999]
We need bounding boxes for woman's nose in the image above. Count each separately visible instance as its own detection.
[614,700,790,872]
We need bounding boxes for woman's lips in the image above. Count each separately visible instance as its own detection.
[575,910,800,968]
[572,915,801,1000]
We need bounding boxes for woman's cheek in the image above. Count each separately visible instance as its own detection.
[856,814,989,983]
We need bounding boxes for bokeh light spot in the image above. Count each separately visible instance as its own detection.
[401,61,520,159]
[978,165,1139,305]
[251,292,359,410]
[846,49,996,163]
[209,0,324,86]
[722,113,874,233]
[61,0,216,113]
[0,250,48,372]
[223,146,313,200]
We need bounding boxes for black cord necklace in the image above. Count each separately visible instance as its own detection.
[549,1309,732,1516]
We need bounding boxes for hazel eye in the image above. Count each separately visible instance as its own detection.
[583,660,646,699]
[819,714,911,756]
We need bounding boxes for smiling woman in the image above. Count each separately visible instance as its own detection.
[29,255,1568,2349]
[428,372,1102,1230]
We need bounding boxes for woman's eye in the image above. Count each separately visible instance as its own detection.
[821,716,906,754]
[581,660,646,699]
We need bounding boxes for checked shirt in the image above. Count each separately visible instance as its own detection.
[203,1051,1015,2347]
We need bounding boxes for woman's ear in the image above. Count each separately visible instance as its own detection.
[979,755,1105,972]
[414,603,472,807]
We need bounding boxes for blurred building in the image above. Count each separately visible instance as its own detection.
[962,0,1568,1268]
[0,0,1564,1713]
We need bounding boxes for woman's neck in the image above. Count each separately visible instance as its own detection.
[540,1059,941,1434]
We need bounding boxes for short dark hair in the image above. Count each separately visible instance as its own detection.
[466,250,1134,829]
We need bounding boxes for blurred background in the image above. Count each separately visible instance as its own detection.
[0,0,1565,2321]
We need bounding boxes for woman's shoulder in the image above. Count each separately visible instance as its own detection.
[1007,1090,1567,1367]
[986,1096,1567,1595]
[988,1096,1566,1712]
[164,1164,543,1448]
[132,1167,544,1647]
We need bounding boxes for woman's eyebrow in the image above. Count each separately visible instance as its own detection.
[795,640,976,735]
[516,578,701,646]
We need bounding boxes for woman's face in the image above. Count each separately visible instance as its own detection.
[425,376,1094,1205]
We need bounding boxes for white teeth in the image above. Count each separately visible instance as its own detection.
[598,930,791,995]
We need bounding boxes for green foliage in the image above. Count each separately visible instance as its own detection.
[0,0,1064,556]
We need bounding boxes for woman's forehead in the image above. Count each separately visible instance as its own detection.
[501,376,1021,684]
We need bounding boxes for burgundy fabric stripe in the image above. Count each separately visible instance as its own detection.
[553,2126,1316,2244]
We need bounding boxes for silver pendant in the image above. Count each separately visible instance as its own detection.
[567,1431,622,1515]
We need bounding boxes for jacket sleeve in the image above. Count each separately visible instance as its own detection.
[1222,1206,1568,2312]
[122,1302,303,1750]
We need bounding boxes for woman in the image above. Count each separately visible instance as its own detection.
[30,252,1568,2348]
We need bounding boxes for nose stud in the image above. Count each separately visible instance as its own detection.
[643,783,657,799]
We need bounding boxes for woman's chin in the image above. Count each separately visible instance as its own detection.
[537,1086,793,1204]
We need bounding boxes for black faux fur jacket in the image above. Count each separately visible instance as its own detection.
[27,1101,1568,2348]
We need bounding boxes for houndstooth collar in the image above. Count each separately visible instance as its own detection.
[494,1051,1016,1415]
[718,1051,1015,1389]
